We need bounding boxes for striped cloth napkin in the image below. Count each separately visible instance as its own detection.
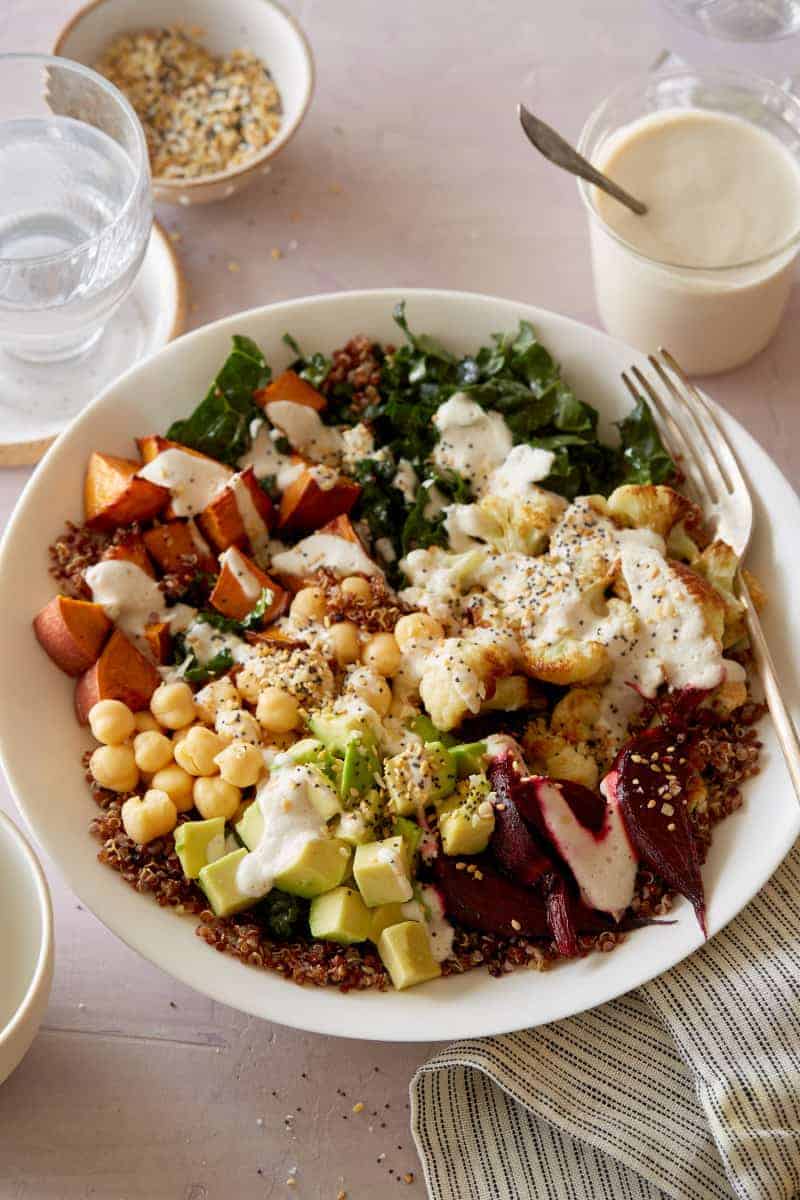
[410,840,800,1200]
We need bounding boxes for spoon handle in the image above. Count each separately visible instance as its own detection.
[518,104,648,217]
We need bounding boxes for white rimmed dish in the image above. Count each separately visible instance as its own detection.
[0,289,798,1043]
[0,810,53,1084]
[54,0,314,206]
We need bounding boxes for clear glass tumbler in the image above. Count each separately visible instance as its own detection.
[577,66,800,375]
[0,54,152,364]
[661,0,800,40]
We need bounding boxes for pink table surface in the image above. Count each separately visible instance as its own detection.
[2,2,800,1197]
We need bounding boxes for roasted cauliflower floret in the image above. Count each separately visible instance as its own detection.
[193,677,242,725]
[521,636,608,686]
[237,645,335,707]
[742,567,767,613]
[418,630,515,731]
[522,719,599,790]
[694,540,745,647]
[666,519,701,564]
[608,484,695,538]
[476,488,567,556]
[480,675,531,712]
[548,496,618,588]
[710,676,748,717]
[550,686,602,743]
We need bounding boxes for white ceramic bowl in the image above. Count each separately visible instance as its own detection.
[0,811,53,1084]
[1,289,798,1042]
[54,0,314,205]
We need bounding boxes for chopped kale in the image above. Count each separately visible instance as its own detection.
[616,397,676,486]
[282,332,332,391]
[167,335,270,465]
[258,889,308,939]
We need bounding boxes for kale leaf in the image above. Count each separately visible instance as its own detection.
[282,333,332,391]
[258,889,308,940]
[350,456,409,557]
[180,646,235,683]
[616,397,675,486]
[166,335,270,465]
[400,468,471,555]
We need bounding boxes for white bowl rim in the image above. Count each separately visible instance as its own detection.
[0,810,53,1049]
[2,286,799,1041]
[52,0,316,189]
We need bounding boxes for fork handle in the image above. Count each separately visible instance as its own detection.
[739,576,800,807]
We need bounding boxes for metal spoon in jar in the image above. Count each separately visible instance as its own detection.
[518,103,648,216]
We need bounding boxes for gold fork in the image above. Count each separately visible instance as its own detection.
[621,349,800,806]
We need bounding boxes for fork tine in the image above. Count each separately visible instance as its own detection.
[643,358,723,503]
[627,364,717,506]
[657,348,743,495]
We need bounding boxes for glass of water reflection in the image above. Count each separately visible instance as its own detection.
[0,54,151,364]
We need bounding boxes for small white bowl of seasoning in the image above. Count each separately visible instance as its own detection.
[54,0,314,205]
[577,65,800,375]
[0,811,53,1086]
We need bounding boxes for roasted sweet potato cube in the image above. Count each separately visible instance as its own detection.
[103,531,155,578]
[254,369,326,411]
[136,435,215,465]
[278,468,360,533]
[319,514,362,542]
[33,595,112,677]
[84,452,169,531]
[196,466,274,554]
[75,629,161,723]
[144,621,172,665]
[209,549,287,623]
[143,521,217,576]
[247,627,307,650]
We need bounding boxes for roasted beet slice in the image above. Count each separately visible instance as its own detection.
[488,756,554,887]
[542,873,580,957]
[532,778,638,920]
[434,855,629,945]
[609,723,706,934]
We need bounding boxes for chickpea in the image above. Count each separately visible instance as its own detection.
[88,699,135,746]
[150,681,196,730]
[133,711,161,734]
[193,776,241,821]
[215,741,264,788]
[215,708,262,746]
[151,763,195,812]
[194,677,241,725]
[394,612,444,650]
[329,621,360,667]
[290,586,327,622]
[256,687,301,734]
[121,789,177,845]
[341,576,372,603]
[133,730,174,775]
[174,726,225,777]
[362,632,401,677]
[346,667,391,717]
[89,744,139,793]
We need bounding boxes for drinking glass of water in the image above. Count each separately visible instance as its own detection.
[0,54,151,364]
[660,0,800,40]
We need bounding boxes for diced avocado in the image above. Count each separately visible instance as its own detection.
[340,738,380,802]
[353,836,413,908]
[384,741,456,817]
[438,774,495,856]
[198,848,261,917]
[174,817,227,879]
[310,709,377,754]
[309,885,371,944]
[410,713,456,748]
[449,740,487,779]
[235,800,264,851]
[378,921,441,990]
[368,902,406,944]
[335,808,374,846]
[307,767,342,821]
[272,737,324,767]
[274,837,351,898]
[393,815,423,864]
